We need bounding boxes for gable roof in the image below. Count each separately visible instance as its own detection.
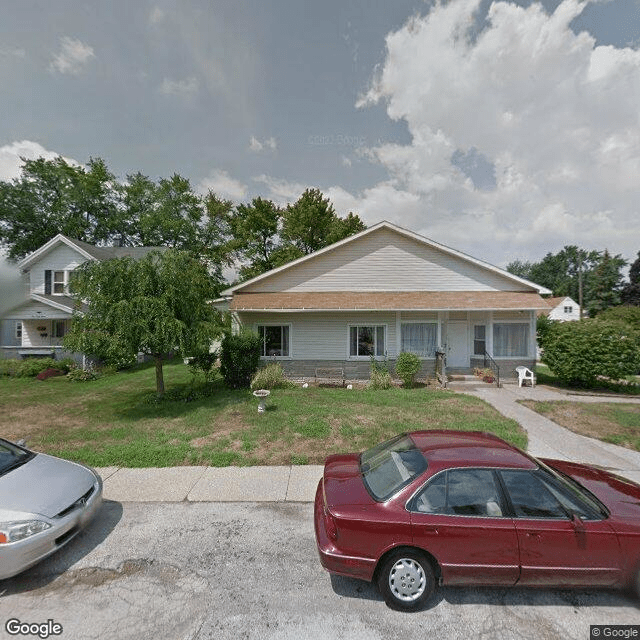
[221,221,552,296]
[17,234,167,269]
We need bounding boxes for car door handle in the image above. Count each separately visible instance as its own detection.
[526,532,541,539]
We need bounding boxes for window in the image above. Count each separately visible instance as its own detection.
[410,468,504,517]
[258,325,289,357]
[401,323,437,357]
[564,306,573,314]
[500,470,566,519]
[15,322,22,340]
[349,325,385,357]
[53,271,66,294]
[493,323,529,357]
[473,325,486,356]
[53,320,67,339]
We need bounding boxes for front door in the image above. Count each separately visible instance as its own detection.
[446,322,469,368]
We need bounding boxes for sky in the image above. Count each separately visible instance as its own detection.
[1,0,639,272]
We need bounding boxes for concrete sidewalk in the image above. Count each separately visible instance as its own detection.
[96,383,640,503]
[453,382,640,485]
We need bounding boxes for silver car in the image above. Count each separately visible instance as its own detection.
[0,438,102,580]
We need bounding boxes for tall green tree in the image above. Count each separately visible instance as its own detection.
[227,189,366,282]
[621,251,640,306]
[0,157,120,260]
[64,250,223,396]
[587,249,626,317]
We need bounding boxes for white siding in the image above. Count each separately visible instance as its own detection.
[29,245,89,294]
[243,228,527,294]
[240,311,398,359]
[548,297,581,321]
[3,300,71,320]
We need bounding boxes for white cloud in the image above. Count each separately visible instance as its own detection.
[49,36,94,75]
[249,136,277,153]
[159,76,199,99]
[198,169,247,201]
[252,174,307,206]
[348,0,640,265]
[0,47,26,58]
[0,140,79,181]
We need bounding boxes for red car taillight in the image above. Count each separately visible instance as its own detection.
[324,504,338,541]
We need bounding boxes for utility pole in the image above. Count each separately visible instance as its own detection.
[578,252,584,320]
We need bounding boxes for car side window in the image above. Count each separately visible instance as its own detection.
[500,470,567,519]
[411,468,504,517]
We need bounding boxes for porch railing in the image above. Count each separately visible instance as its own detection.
[483,351,500,387]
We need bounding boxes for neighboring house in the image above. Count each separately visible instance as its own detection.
[215,221,552,380]
[0,234,163,363]
[541,296,582,322]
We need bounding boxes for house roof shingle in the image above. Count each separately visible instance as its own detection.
[230,291,550,312]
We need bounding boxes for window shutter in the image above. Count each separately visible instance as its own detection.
[44,270,52,295]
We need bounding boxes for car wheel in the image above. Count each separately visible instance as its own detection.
[378,549,435,610]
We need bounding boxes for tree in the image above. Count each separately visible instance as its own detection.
[226,189,366,282]
[621,251,640,306]
[64,250,223,397]
[0,157,120,260]
[506,246,625,315]
[587,249,626,317]
[0,157,233,263]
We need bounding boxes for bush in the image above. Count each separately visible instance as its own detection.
[36,368,65,381]
[187,351,219,382]
[0,357,76,378]
[542,319,640,387]
[219,331,262,389]
[66,366,100,382]
[369,357,392,390]
[395,352,421,388]
[251,363,293,390]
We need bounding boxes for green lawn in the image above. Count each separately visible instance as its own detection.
[0,360,526,467]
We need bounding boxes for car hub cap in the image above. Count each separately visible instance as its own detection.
[388,558,426,602]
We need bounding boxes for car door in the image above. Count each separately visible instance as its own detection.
[499,469,623,587]
[409,468,520,586]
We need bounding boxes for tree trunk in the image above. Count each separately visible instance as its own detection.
[155,356,165,397]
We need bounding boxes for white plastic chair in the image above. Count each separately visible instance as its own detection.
[515,366,535,388]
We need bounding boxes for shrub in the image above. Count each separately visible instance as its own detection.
[36,368,65,381]
[369,356,392,390]
[395,352,422,388]
[219,331,262,389]
[251,363,293,390]
[66,366,100,382]
[187,351,219,382]
[542,319,640,387]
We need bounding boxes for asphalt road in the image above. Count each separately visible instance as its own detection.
[0,500,638,640]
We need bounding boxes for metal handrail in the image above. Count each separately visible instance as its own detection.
[483,351,500,387]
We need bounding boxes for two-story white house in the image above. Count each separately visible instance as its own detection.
[0,235,163,363]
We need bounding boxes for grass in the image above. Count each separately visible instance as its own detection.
[0,359,526,467]
[520,399,640,451]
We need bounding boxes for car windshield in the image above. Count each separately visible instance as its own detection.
[360,434,428,501]
[0,439,33,477]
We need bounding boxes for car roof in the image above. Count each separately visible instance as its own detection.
[408,430,537,470]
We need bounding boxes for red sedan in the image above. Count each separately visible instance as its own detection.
[314,430,640,610]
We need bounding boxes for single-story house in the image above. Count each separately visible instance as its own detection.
[0,234,164,363]
[215,221,552,380]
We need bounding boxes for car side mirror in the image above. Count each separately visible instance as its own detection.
[571,513,585,531]
[16,439,26,448]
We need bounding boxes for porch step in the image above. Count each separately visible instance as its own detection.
[447,374,477,382]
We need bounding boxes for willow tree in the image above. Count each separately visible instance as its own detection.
[64,249,222,396]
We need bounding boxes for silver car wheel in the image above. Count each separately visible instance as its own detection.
[388,557,426,602]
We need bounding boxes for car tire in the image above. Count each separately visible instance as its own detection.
[377,549,435,610]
